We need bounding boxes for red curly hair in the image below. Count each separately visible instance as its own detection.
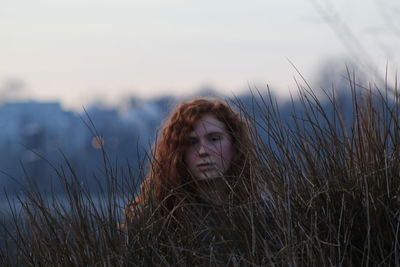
[125,97,256,217]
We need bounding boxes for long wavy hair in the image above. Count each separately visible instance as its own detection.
[126,98,257,217]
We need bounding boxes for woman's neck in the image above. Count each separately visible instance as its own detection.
[195,177,230,205]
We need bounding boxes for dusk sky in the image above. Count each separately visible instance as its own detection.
[0,0,399,110]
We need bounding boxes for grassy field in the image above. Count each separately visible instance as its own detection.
[1,75,400,266]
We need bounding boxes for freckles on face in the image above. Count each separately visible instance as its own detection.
[183,115,235,180]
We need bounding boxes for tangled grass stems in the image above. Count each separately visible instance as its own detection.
[1,75,400,265]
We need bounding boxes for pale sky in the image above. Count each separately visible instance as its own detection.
[0,0,399,110]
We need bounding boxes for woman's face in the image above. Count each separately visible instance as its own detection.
[183,114,235,180]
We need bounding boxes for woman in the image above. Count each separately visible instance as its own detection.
[124,97,258,224]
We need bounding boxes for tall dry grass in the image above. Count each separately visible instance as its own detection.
[1,75,400,266]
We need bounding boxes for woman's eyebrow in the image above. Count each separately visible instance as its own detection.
[187,131,224,138]
[205,131,224,137]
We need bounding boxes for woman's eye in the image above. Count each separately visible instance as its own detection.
[189,138,198,145]
[210,135,222,142]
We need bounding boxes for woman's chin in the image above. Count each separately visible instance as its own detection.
[196,170,223,181]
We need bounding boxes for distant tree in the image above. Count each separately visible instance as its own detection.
[310,0,400,90]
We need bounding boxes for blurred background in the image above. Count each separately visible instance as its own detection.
[0,0,399,197]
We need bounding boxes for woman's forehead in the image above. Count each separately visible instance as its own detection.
[188,115,227,136]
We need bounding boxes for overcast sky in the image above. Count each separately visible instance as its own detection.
[0,0,399,110]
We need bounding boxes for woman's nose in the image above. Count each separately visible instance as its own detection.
[197,142,209,156]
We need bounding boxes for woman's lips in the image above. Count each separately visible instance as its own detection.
[197,163,214,169]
